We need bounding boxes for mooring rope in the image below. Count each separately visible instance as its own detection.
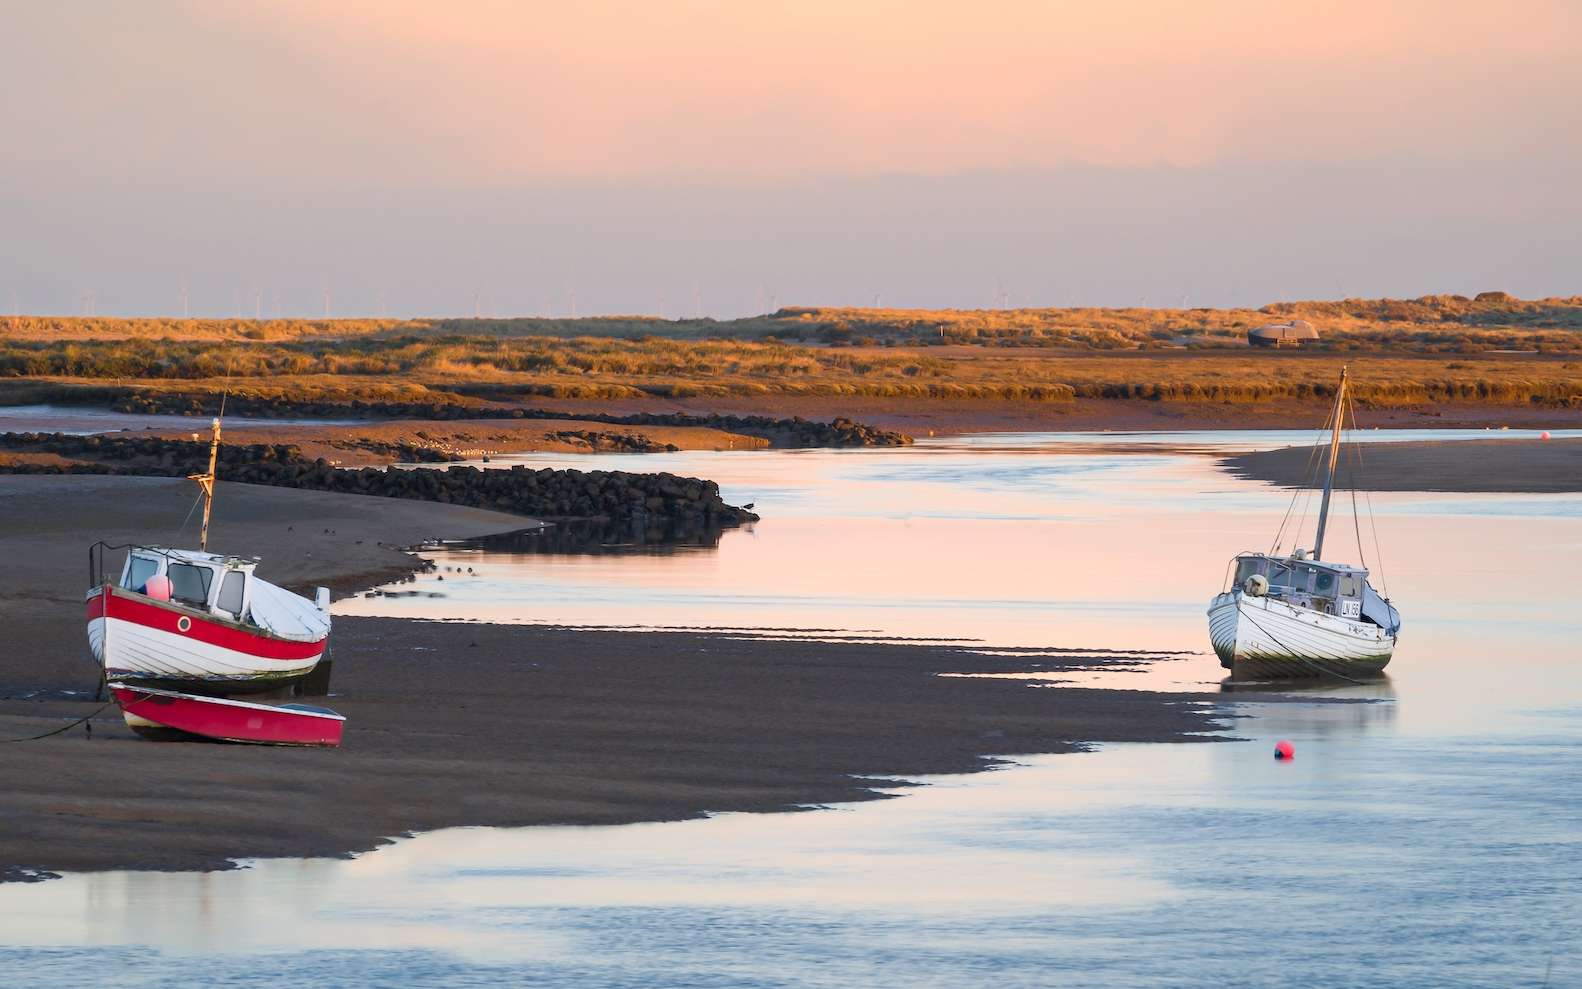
[1238,606,1370,685]
[0,700,115,743]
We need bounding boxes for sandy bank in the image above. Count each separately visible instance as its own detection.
[0,475,1223,880]
[515,395,1582,437]
[1220,437,1582,493]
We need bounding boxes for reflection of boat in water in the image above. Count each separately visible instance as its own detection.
[1220,676,1398,732]
[1218,680,1398,734]
[1207,368,1402,680]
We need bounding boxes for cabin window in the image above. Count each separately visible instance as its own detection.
[1235,559,1264,584]
[1339,574,1361,597]
[168,563,213,606]
[126,557,160,591]
[1314,572,1336,595]
[216,571,246,618]
[1271,566,1312,593]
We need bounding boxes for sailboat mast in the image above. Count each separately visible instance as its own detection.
[192,416,222,552]
[1312,366,1348,561]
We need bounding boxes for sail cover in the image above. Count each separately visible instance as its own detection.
[248,577,332,642]
[1361,584,1401,634]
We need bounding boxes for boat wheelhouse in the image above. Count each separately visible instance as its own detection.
[1206,367,1402,680]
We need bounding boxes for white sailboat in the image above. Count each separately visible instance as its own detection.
[1207,367,1402,680]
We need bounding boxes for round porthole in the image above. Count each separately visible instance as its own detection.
[177,616,192,633]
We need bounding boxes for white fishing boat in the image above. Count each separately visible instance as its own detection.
[1207,368,1402,680]
[85,417,332,696]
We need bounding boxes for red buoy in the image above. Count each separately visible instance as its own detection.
[1274,739,1295,760]
[1540,431,1552,440]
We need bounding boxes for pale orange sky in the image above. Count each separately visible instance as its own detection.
[2,1,1579,315]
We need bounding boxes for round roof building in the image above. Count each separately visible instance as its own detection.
[1248,320,1319,347]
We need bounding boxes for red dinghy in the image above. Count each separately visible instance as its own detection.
[110,684,346,747]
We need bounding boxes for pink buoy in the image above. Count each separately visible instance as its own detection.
[1540,431,1551,440]
[142,574,172,601]
[1274,739,1295,760]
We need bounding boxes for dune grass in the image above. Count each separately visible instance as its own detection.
[5,293,1580,353]
[3,297,1578,411]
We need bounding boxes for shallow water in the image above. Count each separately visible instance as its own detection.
[3,432,1578,987]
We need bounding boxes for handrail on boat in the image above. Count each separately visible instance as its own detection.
[88,540,134,588]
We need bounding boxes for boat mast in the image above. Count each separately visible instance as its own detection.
[1312,366,1348,561]
[189,416,222,552]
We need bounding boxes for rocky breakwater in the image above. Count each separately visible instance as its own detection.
[0,431,759,536]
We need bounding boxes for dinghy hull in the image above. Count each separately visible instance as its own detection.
[1208,590,1395,680]
[109,684,345,746]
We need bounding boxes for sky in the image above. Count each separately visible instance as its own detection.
[2,0,1579,318]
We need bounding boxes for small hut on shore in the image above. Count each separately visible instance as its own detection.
[1248,320,1318,348]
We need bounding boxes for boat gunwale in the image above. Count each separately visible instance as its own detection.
[108,683,347,722]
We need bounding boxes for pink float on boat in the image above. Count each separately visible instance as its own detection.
[110,684,346,747]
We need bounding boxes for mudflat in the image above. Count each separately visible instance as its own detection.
[0,475,1221,880]
[1221,437,1582,493]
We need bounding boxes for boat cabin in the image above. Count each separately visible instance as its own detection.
[120,547,261,625]
[110,545,332,643]
[1232,552,1369,621]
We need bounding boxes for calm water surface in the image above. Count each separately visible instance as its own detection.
[2,432,1578,987]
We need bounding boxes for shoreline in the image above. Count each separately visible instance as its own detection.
[5,426,1561,881]
[5,397,1575,468]
[0,474,1226,882]
[1222,437,1582,493]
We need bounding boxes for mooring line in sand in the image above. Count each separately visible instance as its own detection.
[0,700,114,743]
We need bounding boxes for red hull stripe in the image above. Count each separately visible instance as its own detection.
[88,589,325,662]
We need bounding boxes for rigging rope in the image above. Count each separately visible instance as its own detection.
[1270,410,1335,556]
[1344,390,1390,598]
[173,487,205,542]
[1238,607,1371,686]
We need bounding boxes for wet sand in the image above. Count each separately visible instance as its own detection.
[0,475,1222,880]
[1222,437,1582,492]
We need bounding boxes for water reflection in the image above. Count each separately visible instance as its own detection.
[446,518,735,555]
[2,712,1572,988]
[2,432,1578,987]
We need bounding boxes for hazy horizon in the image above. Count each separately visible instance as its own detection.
[4,1,1579,318]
